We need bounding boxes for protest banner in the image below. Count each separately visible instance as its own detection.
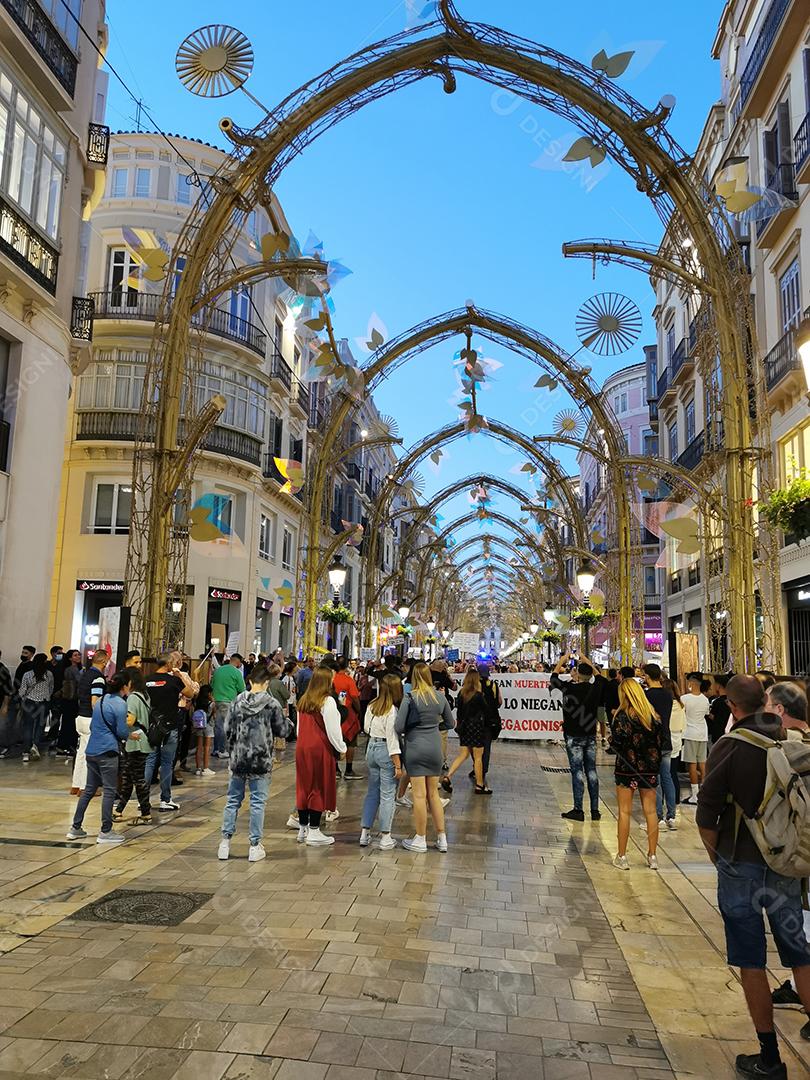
[490,672,563,741]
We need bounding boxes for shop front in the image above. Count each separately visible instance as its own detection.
[206,586,242,652]
[73,579,124,659]
[254,597,273,655]
[785,578,810,675]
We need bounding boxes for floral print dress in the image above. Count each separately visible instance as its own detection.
[611,710,663,790]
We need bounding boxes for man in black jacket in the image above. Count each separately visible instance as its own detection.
[697,675,810,1080]
[550,653,604,822]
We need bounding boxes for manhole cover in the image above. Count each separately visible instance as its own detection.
[71,888,212,926]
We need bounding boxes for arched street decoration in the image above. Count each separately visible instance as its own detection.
[127,0,762,670]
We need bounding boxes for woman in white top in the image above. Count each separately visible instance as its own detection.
[360,674,403,850]
[295,666,347,847]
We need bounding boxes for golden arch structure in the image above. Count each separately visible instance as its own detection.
[126,0,765,671]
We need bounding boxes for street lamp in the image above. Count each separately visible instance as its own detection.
[543,604,556,625]
[425,618,437,660]
[327,554,347,596]
[576,562,597,654]
[397,600,411,657]
[529,620,539,636]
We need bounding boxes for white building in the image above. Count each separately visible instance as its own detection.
[0,0,109,658]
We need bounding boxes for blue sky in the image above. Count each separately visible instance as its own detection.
[105,0,721,606]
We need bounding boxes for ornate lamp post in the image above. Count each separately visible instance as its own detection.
[397,600,411,659]
[426,618,437,661]
[326,555,347,655]
[542,603,556,664]
[576,562,597,655]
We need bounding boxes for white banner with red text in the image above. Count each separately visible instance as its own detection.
[489,672,564,741]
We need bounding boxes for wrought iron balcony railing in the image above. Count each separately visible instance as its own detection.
[677,432,705,472]
[294,378,309,412]
[88,291,266,356]
[345,461,362,483]
[737,0,792,112]
[76,409,263,467]
[656,366,669,399]
[1,0,77,95]
[263,451,303,499]
[268,351,293,391]
[308,396,326,429]
[86,123,110,166]
[70,295,93,341]
[796,112,810,172]
[764,323,802,390]
[0,194,58,294]
[644,593,662,608]
[0,418,9,472]
[670,338,687,378]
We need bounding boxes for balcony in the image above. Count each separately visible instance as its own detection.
[75,410,263,467]
[0,0,77,98]
[330,510,344,534]
[88,291,267,357]
[670,338,694,387]
[262,452,303,499]
[345,461,362,483]
[648,398,659,431]
[764,323,802,391]
[70,295,93,341]
[0,194,58,294]
[644,593,662,609]
[708,552,723,578]
[364,479,379,502]
[292,378,309,414]
[268,351,293,391]
[0,418,9,472]
[734,0,801,122]
[668,571,682,596]
[677,432,705,472]
[86,123,110,167]
[308,396,326,430]
[756,163,799,248]
[688,562,701,588]
[656,365,675,408]
[795,112,810,185]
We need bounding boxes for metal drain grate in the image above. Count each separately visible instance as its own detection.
[71,888,212,926]
[540,765,571,773]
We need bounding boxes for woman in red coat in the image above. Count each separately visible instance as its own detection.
[295,666,347,847]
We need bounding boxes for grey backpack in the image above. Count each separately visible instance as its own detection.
[726,729,810,878]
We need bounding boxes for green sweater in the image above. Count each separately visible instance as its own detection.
[212,664,245,703]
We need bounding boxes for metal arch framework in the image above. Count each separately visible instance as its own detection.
[128,0,761,670]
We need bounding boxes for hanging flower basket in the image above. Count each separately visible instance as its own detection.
[541,630,561,644]
[317,602,355,624]
[760,478,810,540]
[571,607,602,628]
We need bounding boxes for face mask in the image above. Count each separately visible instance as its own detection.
[55,654,63,662]
[20,654,29,662]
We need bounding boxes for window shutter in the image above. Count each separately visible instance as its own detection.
[156,165,170,200]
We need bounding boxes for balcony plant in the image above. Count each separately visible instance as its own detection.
[570,606,602,628]
[317,602,355,624]
[760,476,810,541]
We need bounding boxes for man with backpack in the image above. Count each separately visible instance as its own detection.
[697,675,810,1079]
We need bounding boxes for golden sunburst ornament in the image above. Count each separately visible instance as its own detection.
[176,25,254,98]
[553,410,584,438]
[576,292,642,356]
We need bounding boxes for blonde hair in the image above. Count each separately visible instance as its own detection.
[459,668,481,703]
[370,674,403,716]
[618,678,657,730]
[410,661,439,704]
[298,666,334,714]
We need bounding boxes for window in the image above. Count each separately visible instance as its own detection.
[268,412,283,457]
[282,526,294,570]
[176,173,191,204]
[111,167,128,197]
[0,70,67,239]
[107,247,140,306]
[289,434,303,462]
[668,423,678,462]
[642,431,659,457]
[77,349,146,410]
[43,0,81,49]
[762,100,793,192]
[229,285,250,331]
[91,482,131,535]
[666,324,676,363]
[644,566,658,596]
[134,167,151,198]
[196,362,266,438]
[274,318,283,356]
[779,259,801,334]
[259,513,276,560]
[780,423,810,483]
[293,346,301,373]
[613,392,627,414]
[685,398,696,445]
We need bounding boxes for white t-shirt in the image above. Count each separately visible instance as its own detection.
[683,693,709,742]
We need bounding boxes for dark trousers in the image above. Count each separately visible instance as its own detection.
[176,716,191,770]
[73,752,119,834]
[482,736,492,777]
[58,701,79,751]
[298,809,322,827]
[670,754,682,804]
[21,700,49,750]
[117,752,151,815]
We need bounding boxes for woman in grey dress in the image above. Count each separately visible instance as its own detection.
[395,662,455,853]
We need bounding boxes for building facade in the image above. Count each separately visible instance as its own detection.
[653,0,810,672]
[577,354,663,662]
[50,131,317,659]
[0,0,109,658]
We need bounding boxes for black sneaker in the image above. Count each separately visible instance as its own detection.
[344,770,359,781]
[801,1018,810,1041]
[591,811,602,821]
[735,1053,786,1078]
[561,809,585,821]
[772,980,802,1007]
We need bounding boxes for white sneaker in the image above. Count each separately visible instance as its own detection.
[297,826,308,843]
[305,828,335,847]
[439,797,450,809]
[21,753,29,763]
[248,843,266,863]
[323,809,340,822]
[286,814,301,829]
[435,834,448,853]
[97,831,125,845]
[159,800,179,811]
[395,796,413,808]
[640,820,664,831]
[378,835,397,850]
[612,854,630,871]
[647,853,659,870]
[195,769,203,776]
[681,794,699,805]
[200,768,216,778]
[359,830,371,847]
[29,745,40,761]
[217,838,230,860]
[402,836,428,853]
[665,817,678,831]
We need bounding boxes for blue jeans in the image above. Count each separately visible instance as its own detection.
[145,729,178,803]
[213,702,229,754]
[21,699,49,750]
[73,752,119,834]
[362,738,397,833]
[717,860,810,970]
[564,735,599,813]
[656,751,677,820]
[221,773,270,845]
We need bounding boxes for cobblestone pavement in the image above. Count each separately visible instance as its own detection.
[0,741,807,1079]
